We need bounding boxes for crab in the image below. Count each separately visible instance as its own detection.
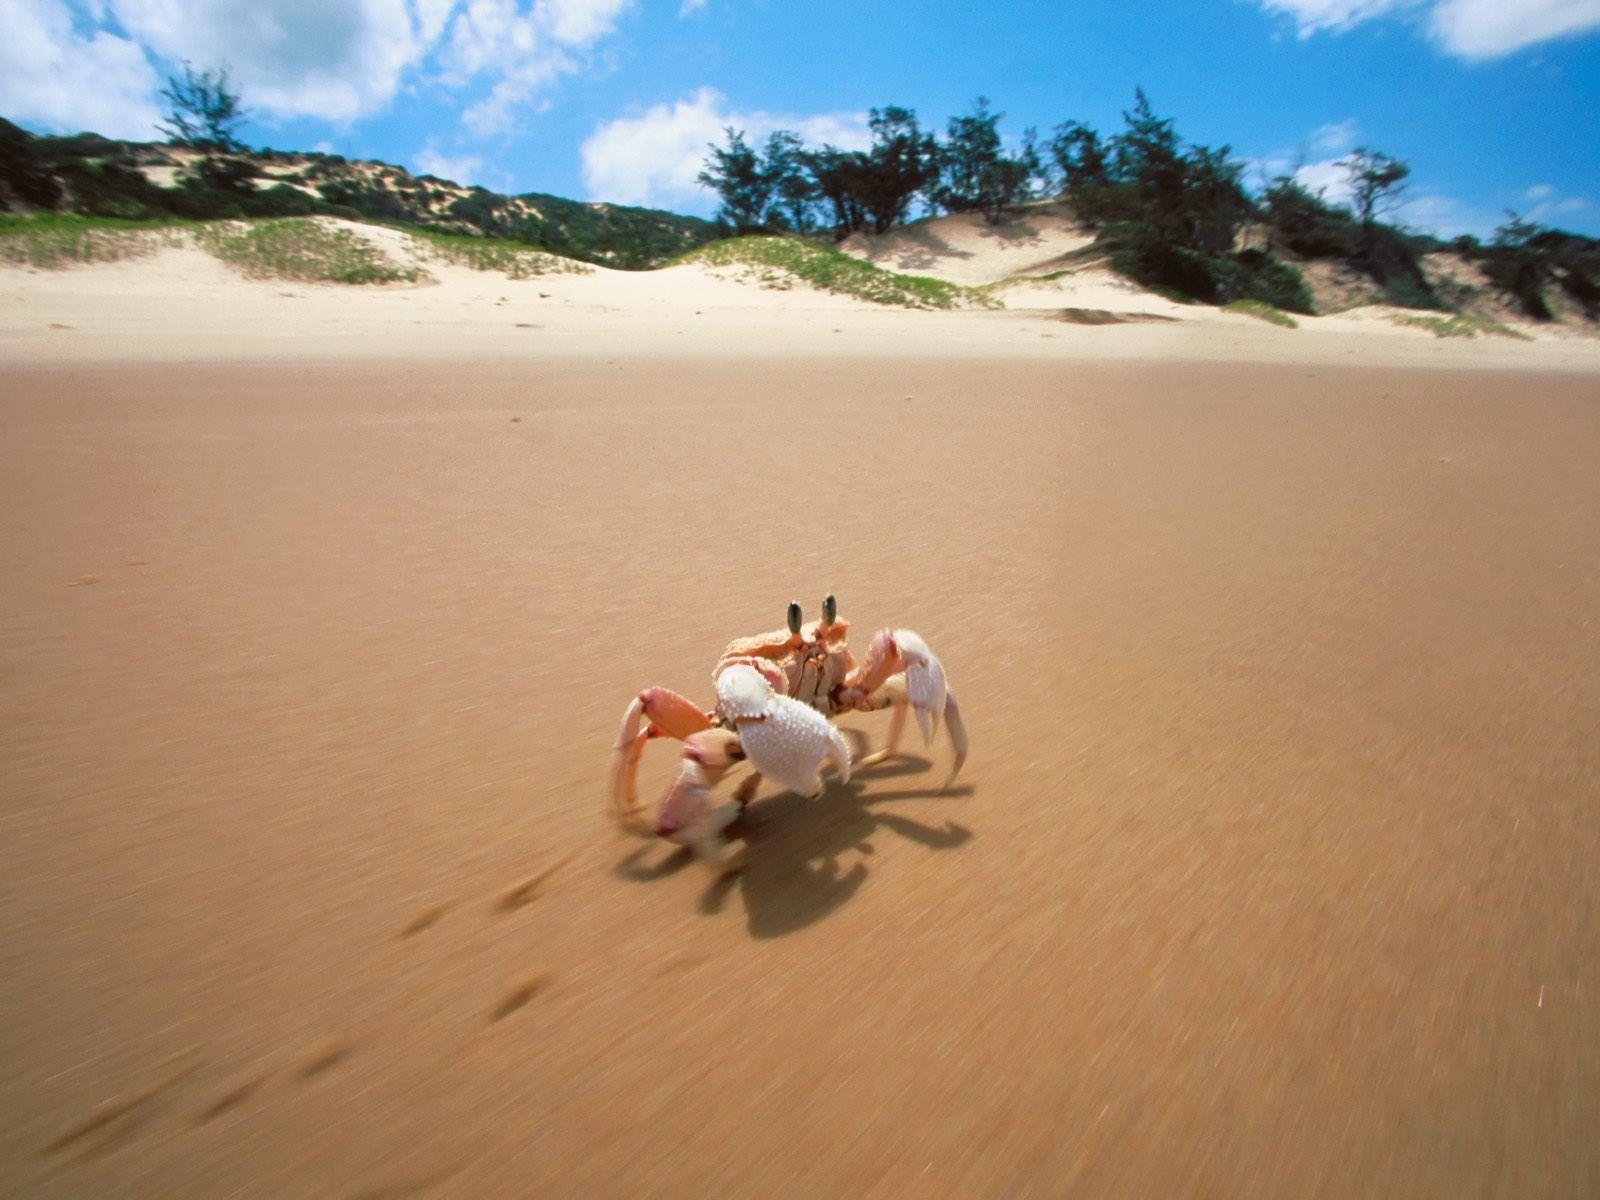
[610,595,968,871]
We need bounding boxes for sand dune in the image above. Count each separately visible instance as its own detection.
[3,217,1598,372]
[839,206,1097,285]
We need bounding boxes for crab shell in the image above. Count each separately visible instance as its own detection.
[714,664,852,797]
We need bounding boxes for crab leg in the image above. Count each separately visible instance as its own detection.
[655,729,750,872]
[845,630,968,790]
[610,687,714,831]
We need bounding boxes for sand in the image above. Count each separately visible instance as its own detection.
[2,236,1599,1196]
[4,217,1600,373]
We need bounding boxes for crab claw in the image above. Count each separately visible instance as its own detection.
[715,664,851,798]
[891,629,948,745]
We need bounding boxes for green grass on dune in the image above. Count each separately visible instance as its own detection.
[0,212,182,268]
[1389,313,1533,341]
[408,229,592,278]
[680,236,997,310]
[196,219,423,284]
[1224,298,1299,328]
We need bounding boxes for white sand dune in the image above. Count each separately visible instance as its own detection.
[839,205,1096,285]
[2,216,1597,372]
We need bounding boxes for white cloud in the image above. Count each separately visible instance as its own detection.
[414,144,486,185]
[1430,0,1600,58]
[1258,0,1414,35]
[1521,183,1591,223]
[1255,0,1600,58]
[1310,119,1359,155]
[444,0,632,136]
[6,0,635,141]
[1402,192,1499,238]
[108,0,443,122]
[580,87,870,209]
[0,0,164,137]
[678,0,707,14]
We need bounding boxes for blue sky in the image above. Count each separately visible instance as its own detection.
[4,0,1598,236]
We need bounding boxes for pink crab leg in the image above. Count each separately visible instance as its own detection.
[610,687,714,829]
[655,729,750,872]
[856,676,910,768]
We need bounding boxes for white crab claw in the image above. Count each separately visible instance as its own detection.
[714,662,774,721]
[893,629,948,745]
[716,664,850,799]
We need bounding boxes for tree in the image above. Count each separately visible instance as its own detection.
[697,128,774,233]
[1342,147,1409,229]
[1047,121,1115,221]
[934,97,1039,225]
[856,106,938,234]
[159,62,249,152]
[763,131,819,233]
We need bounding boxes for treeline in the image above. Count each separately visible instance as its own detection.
[701,91,1600,319]
[0,119,716,270]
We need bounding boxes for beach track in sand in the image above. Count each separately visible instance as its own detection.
[2,356,1598,1197]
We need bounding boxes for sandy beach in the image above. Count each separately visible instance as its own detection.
[2,238,1600,1198]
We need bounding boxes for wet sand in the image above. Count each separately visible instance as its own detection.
[2,357,1597,1198]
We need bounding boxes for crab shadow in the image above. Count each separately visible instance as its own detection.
[616,737,973,939]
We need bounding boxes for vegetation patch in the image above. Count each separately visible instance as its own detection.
[0,212,178,268]
[409,229,590,278]
[682,236,995,309]
[197,219,422,284]
[1390,313,1532,341]
[1224,298,1299,328]
[1056,307,1177,325]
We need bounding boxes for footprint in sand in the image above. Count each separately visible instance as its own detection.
[194,1070,275,1126]
[38,1057,202,1164]
[490,975,551,1023]
[398,903,450,939]
[295,1038,357,1080]
[493,853,573,914]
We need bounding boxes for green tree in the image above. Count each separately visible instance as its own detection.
[159,62,249,152]
[1342,147,1410,229]
[933,98,1038,225]
[698,128,775,233]
[763,130,818,232]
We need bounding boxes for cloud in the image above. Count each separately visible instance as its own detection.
[108,0,445,122]
[1310,119,1359,155]
[0,0,164,138]
[414,143,486,186]
[580,87,871,210]
[1246,119,1361,203]
[1431,0,1600,58]
[1402,191,1500,238]
[1255,0,1600,58]
[7,0,634,139]
[1520,183,1591,223]
[678,0,707,14]
[443,0,632,136]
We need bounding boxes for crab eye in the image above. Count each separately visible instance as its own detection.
[786,601,802,635]
[822,594,837,625]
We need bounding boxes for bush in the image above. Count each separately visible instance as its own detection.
[1103,223,1313,312]
[0,118,64,209]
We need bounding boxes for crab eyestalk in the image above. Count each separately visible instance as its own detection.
[787,601,803,636]
[822,593,837,626]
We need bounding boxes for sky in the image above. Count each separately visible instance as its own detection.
[3,0,1599,237]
